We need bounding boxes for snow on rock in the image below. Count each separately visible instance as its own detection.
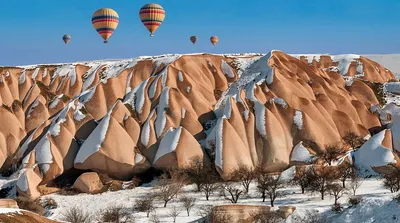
[155,87,170,138]
[141,110,155,147]
[353,130,396,176]
[123,79,149,115]
[345,77,354,86]
[221,60,235,78]
[181,107,186,119]
[49,94,63,109]
[34,135,53,174]
[0,208,22,215]
[186,86,191,93]
[73,103,87,122]
[54,64,77,86]
[214,117,225,170]
[384,82,400,94]
[18,70,26,84]
[31,68,40,79]
[125,71,133,93]
[153,127,182,163]
[27,97,40,119]
[370,104,389,125]
[16,169,29,192]
[323,66,340,73]
[135,154,144,164]
[291,54,322,64]
[291,142,314,163]
[177,71,184,82]
[75,107,112,164]
[279,166,296,181]
[271,97,288,109]
[83,64,102,91]
[384,103,400,152]
[293,110,303,130]
[254,101,267,137]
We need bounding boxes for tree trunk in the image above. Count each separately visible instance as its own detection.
[206,193,209,200]
[262,194,266,202]
[164,201,168,207]
[187,210,190,216]
[342,179,346,188]
[270,199,274,207]
[301,187,305,194]
[321,191,324,200]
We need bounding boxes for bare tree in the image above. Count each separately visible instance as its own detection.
[183,156,207,192]
[156,174,181,207]
[382,164,400,193]
[180,196,196,216]
[322,143,347,165]
[200,168,220,200]
[231,164,255,194]
[292,167,312,194]
[327,183,348,205]
[256,171,285,207]
[133,196,155,217]
[149,210,160,223]
[343,131,365,151]
[168,206,181,223]
[307,166,336,200]
[338,162,356,188]
[349,174,362,196]
[219,182,244,203]
[98,205,135,223]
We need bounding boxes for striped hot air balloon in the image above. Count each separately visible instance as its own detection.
[139,3,165,37]
[210,36,219,45]
[190,36,198,44]
[92,8,119,43]
[62,34,71,45]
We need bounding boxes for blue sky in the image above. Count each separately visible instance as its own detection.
[1,0,399,65]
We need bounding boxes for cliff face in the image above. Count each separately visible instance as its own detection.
[0,51,397,191]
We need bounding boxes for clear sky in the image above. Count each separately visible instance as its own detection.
[1,0,399,65]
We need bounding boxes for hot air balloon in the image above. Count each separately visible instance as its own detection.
[190,36,198,44]
[62,34,71,45]
[139,3,165,37]
[210,36,219,45]
[92,8,119,43]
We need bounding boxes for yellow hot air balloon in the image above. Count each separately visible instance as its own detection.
[92,8,119,43]
[210,36,219,45]
[190,36,198,44]
[62,34,71,45]
[139,3,165,37]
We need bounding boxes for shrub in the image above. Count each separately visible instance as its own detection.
[133,196,155,217]
[42,197,58,209]
[348,195,363,207]
[99,205,135,223]
[15,196,45,215]
[331,203,344,213]
[61,206,92,223]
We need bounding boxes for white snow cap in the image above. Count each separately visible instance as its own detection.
[153,127,182,163]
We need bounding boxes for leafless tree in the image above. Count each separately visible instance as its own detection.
[200,167,220,200]
[231,164,255,194]
[322,142,347,166]
[343,131,365,151]
[292,167,312,194]
[327,183,348,205]
[338,162,356,188]
[183,156,208,192]
[307,166,336,200]
[133,196,155,217]
[382,164,400,193]
[168,206,181,223]
[156,174,181,207]
[149,210,160,223]
[219,182,244,203]
[350,174,362,196]
[256,171,285,207]
[180,196,196,216]
[98,205,135,223]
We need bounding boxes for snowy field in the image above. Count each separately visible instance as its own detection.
[41,178,399,223]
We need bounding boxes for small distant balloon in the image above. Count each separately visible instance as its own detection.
[62,34,71,45]
[139,3,165,37]
[190,36,198,44]
[210,36,219,45]
[92,8,119,43]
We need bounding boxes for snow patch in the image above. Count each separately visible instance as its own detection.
[291,142,314,163]
[293,110,303,130]
[177,71,184,82]
[221,61,235,78]
[153,127,182,163]
[19,70,26,84]
[254,101,267,137]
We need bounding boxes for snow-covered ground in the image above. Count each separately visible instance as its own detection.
[41,178,397,223]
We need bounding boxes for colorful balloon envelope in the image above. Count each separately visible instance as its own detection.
[190,36,198,44]
[92,8,119,43]
[62,34,71,45]
[210,36,219,45]
[139,3,165,37]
